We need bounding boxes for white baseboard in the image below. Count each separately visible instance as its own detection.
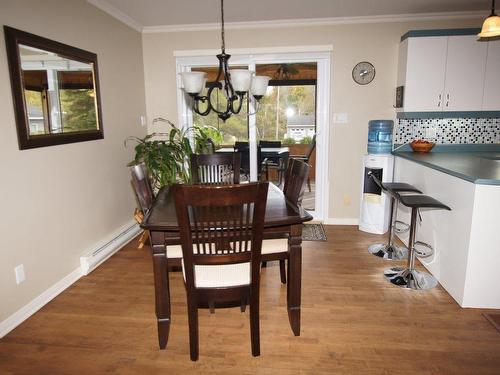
[323,217,359,225]
[0,267,82,338]
[0,221,141,339]
[80,221,141,275]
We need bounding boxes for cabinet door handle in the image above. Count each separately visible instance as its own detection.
[445,101,449,107]
[438,101,441,107]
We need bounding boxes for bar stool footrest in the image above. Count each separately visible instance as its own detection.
[394,220,410,234]
[384,268,438,290]
[368,244,408,260]
[414,241,434,258]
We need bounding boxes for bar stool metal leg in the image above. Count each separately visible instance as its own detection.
[368,195,408,260]
[384,207,438,290]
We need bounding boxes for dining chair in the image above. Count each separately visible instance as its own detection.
[173,182,269,361]
[130,163,183,259]
[234,141,250,177]
[130,163,154,249]
[190,152,241,184]
[290,135,316,191]
[261,159,311,283]
[259,140,281,148]
[130,162,154,215]
[259,140,287,185]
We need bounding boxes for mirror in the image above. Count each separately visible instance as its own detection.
[4,26,103,149]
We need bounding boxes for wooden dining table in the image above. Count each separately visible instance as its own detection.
[141,182,313,349]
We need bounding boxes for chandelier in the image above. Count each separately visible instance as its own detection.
[179,0,270,121]
[478,0,500,40]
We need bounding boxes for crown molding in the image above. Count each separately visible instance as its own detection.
[173,45,333,57]
[143,11,484,34]
[86,0,143,32]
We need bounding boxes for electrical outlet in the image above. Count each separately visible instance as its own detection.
[343,195,352,206]
[15,264,25,284]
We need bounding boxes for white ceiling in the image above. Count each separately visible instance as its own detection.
[88,0,490,31]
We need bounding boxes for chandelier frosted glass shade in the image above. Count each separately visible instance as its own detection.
[180,66,269,121]
[180,71,206,94]
[251,76,271,99]
[229,69,253,92]
[180,70,269,97]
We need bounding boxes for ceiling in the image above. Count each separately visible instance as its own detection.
[88,0,490,31]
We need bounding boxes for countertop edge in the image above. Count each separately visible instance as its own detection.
[393,152,500,186]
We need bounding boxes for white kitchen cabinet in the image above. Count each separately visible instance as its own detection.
[444,35,487,111]
[399,36,447,112]
[482,39,500,110]
[397,32,494,113]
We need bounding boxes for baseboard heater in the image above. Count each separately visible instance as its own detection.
[80,222,141,275]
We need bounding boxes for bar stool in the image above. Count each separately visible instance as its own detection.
[384,194,451,290]
[367,173,422,260]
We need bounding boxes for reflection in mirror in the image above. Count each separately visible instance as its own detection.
[4,26,103,149]
[20,44,98,136]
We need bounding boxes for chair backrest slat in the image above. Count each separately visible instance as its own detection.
[191,153,241,184]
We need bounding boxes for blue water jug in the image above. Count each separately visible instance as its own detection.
[367,120,393,154]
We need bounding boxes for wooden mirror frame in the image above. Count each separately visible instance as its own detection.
[4,26,104,150]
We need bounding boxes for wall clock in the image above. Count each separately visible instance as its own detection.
[352,61,375,85]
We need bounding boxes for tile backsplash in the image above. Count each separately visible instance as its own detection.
[394,118,500,144]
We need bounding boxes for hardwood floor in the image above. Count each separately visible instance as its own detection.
[1,225,499,374]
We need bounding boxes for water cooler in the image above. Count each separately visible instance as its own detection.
[359,120,394,234]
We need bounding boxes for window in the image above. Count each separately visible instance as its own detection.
[191,63,317,146]
[255,63,317,144]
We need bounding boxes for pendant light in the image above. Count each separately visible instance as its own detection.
[179,0,270,121]
[478,0,500,40]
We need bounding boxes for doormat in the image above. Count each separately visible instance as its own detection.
[302,224,327,241]
[484,313,500,333]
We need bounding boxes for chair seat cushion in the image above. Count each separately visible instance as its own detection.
[183,261,251,288]
[398,194,451,210]
[167,245,183,258]
[383,182,422,194]
[261,238,288,254]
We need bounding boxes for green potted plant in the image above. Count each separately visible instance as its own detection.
[126,119,221,189]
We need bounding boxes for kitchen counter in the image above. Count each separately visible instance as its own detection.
[393,147,500,308]
[393,151,500,185]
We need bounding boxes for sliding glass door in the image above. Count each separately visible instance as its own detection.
[176,49,330,220]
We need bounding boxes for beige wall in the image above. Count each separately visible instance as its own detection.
[0,0,146,321]
[142,17,481,221]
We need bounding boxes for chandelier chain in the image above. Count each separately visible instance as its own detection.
[180,0,268,121]
[220,0,226,52]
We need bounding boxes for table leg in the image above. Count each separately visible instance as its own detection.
[150,231,170,349]
[287,224,302,336]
